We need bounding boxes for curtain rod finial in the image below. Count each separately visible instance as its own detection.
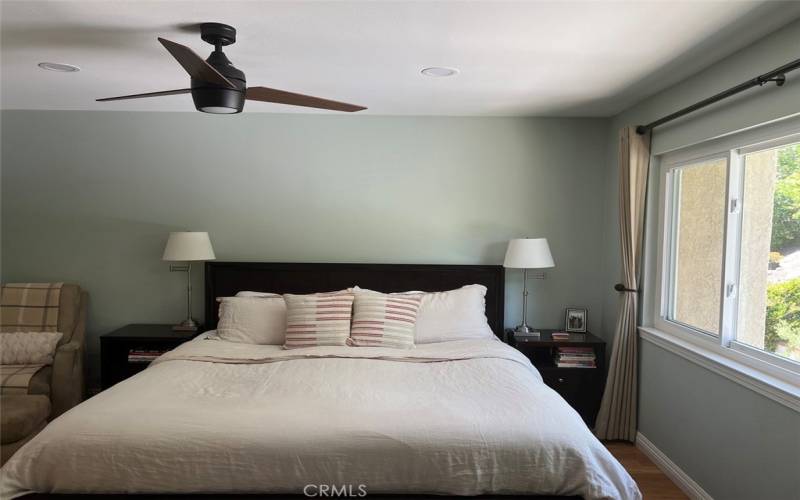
[635,125,648,135]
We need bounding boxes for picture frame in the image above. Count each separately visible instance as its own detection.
[565,307,587,333]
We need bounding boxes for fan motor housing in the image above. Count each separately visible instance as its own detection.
[191,85,245,114]
[191,47,247,114]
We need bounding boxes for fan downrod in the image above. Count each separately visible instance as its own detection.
[200,23,236,47]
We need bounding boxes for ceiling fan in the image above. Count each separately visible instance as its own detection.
[97,23,366,114]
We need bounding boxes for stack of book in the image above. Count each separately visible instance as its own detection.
[551,331,571,341]
[554,346,596,368]
[127,349,166,363]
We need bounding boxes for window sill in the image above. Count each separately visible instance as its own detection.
[639,326,800,413]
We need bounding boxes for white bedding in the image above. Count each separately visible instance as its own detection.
[0,335,640,499]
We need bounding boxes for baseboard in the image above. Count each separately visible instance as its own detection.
[635,432,713,500]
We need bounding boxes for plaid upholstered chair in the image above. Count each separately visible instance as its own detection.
[0,283,88,464]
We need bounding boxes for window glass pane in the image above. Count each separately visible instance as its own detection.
[668,158,727,335]
[738,143,800,363]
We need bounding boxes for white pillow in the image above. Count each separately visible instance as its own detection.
[216,296,286,345]
[1,331,63,365]
[353,285,495,343]
[235,291,281,298]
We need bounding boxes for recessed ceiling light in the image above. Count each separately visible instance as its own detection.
[38,62,80,72]
[421,67,459,77]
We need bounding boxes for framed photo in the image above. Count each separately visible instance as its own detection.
[565,308,587,333]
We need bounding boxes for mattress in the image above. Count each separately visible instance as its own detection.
[0,335,641,499]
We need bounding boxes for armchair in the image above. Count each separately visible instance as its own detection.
[1,283,88,464]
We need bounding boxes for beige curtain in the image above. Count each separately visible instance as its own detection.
[594,126,651,441]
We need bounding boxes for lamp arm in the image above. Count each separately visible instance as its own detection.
[521,268,529,329]
[512,268,535,334]
[167,261,198,331]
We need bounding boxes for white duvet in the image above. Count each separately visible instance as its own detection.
[1,336,640,499]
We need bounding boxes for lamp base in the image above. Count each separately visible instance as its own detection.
[172,318,199,332]
[514,324,540,336]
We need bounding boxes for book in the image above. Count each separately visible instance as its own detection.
[557,346,594,354]
[557,355,596,361]
[127,349,167,363]
[554,345,596,368]
[557,351,595,356]
[556,361,596,368]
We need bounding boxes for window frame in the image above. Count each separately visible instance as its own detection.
[652,122,800,390]
[660,152,731,339]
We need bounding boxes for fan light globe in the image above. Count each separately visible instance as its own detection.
[199,106,239,114]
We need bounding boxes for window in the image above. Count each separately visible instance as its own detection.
[656,125,800,382]
[665,157,727,336]
[737,144,800,363]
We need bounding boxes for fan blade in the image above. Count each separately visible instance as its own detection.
[97,88,192,102]
[246,86,366,112]
[157,37,235,89]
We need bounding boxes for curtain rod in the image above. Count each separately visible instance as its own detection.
[635,57,800,135]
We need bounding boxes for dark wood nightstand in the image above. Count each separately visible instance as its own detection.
[507,329,606,427]
[100,324,199,390]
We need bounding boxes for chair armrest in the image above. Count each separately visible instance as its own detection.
[50,338,84,418]
[55,339,82,355]
[49,289,88,418]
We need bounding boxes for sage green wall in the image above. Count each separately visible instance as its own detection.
[600,18,800,499]
[1,111,608,388]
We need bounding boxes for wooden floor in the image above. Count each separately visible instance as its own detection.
[605,442,688,499]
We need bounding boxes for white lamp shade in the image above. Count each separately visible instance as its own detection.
[162,232,216,261]
[503,238,555,269]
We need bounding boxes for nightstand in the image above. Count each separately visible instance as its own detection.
[100,324,199,390]
[507,329,606,427]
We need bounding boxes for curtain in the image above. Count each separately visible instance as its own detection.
[594,126,651,441]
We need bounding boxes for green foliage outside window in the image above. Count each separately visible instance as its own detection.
[771,145,800,249]
[765,278,800,360]
[765,144,800,361]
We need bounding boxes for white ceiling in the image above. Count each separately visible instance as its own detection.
[2,1,799,116]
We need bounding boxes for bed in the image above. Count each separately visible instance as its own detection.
[0,262,641,500]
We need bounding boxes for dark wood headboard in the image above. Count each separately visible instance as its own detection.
[204,262,505,338]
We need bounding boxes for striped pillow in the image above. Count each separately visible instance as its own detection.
[283,292,355,349]
[348,292,422,349]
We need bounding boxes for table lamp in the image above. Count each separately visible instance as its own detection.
[503,238,555,335]
[162,231,216,331]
